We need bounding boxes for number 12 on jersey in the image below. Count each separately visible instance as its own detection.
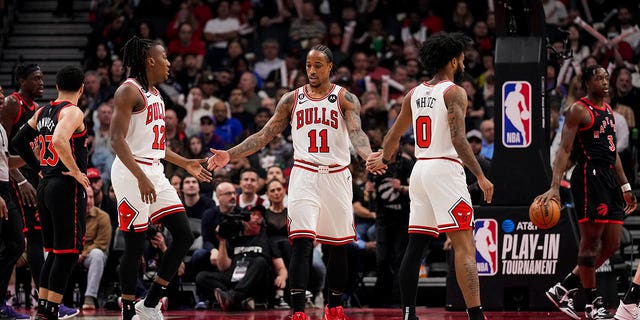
[152,125,166,150]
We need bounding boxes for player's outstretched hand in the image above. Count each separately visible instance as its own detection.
[366,150,387,175]
[478,176,494,204]
[534,187,560,207]
[137,175,157,204]
[64,170,90,189]
[207,149,230,171]
[623,190,637,215]
[186,158,213,182]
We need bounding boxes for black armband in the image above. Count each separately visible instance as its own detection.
[11,124,41,172]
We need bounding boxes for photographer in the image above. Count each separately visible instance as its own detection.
[194,205,287,311]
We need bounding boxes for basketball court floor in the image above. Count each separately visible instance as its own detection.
[13,307,576,319]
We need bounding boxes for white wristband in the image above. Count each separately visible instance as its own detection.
[621,183,632,192]
[17,180,28,186]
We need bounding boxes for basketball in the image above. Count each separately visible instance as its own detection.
[529,199,561,229]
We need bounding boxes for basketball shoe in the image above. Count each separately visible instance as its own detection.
[614,299,639,320]
[546,282,580,319]
[134,299,164,320]
[323,305,350,320]
[585,296,615,319]
[291,312,309,320]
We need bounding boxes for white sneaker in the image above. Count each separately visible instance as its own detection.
[615,300,640,320]
[134,299,163,320]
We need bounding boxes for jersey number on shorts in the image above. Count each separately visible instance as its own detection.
[416,116,432,148]
[308,129,329,153]
[152,125,166,150]
[38,135,59,166]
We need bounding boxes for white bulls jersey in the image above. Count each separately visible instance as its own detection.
[290,84,350,166]
[411,80,460,160]
[121,78,166,159]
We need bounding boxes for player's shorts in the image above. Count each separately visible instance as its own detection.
[570,163,624,224]
[408,158,474,236]
[10,169,41,233]
[37,176,87,254]
[111,157,185,233]
[287,160,355,245]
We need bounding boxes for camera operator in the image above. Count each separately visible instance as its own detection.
[192,181,241,277]
[195,205,288,311]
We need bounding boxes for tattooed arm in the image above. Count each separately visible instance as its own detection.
[445,85,493,203]
[227,91,295,159]
[341,90,373,160]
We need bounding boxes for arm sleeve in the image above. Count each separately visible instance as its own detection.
[11,124,40,172]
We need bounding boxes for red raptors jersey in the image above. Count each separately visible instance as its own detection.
[290,84,350,166]
[410,81,460,161]
[121,79,166,159]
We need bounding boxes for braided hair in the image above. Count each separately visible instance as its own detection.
[309,44,334,74]
[122,36,155,90]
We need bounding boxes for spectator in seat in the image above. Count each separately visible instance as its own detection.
[237,168,266,209]
[81,186,113,310]
[168,23,206,69]
[183,175,215,219]
[213,100,243,147]
[480,119,494,160]
[204,0,241,69]
[90,102,116,183]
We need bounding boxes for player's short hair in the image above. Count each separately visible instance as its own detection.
[581,64,606,88]
[418,32,470,75]
[15,64,41,81]
[56,66,85,92]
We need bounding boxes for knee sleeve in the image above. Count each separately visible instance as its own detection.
[156,213,194,281]
[120,231,146,295]
[39,253,54,290]
[290,238,313,290]
[26,230,44,284]
[48,253,79,294]
[325,244,348,293]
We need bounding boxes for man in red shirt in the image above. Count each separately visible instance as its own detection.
[168,22,205,69]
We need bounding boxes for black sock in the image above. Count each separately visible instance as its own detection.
[585,288,597,304]
[46,301,59,320]
[328,290,342,308]
[561,272,580,290]
[36,299,47,317]
[144,282,165,307]
[121,299,136,320]
[623,283,640,304]
[467,306,484,320]
[290,290,306,313]
[403,306,417,320]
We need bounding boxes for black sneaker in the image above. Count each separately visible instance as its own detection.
[585,296,615,319]
[214,288,234,312]
[546,282,580,320]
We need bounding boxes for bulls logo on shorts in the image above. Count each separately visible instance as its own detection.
[474,219,498,276]
[502,81,532,148]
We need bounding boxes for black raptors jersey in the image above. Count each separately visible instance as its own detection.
[572,97,617,166]
[36,101,88,178]
[8,92,38,153]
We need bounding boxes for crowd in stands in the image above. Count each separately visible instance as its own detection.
[6,0,640,312]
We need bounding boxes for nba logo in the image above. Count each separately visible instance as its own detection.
[502,81,532,148]
[474,219,498,276]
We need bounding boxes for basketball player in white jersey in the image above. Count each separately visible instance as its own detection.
[368,33,493,320]
[207,44,375,320]
[111,36,212,320]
